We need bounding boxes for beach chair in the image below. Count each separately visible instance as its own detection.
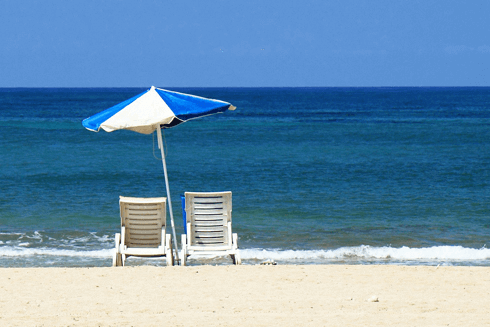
[181,191,241,265]
[113,196,173,267]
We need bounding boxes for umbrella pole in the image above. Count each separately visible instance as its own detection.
[157,127,180,264]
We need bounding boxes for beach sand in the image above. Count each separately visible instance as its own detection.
[1,265,489,326]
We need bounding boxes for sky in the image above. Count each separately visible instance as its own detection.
[1,0,489,87]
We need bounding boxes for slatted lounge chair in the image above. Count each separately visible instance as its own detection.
[113,196,173,266]
[181,191,241,265]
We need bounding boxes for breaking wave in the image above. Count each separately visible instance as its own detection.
[0,231,489,266]
[240,245,490,265]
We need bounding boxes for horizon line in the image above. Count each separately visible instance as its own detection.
[1,86,490,89]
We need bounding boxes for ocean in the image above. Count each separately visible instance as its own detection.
[1,87,490,267]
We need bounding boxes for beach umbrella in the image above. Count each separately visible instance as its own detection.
[82,86,236,263]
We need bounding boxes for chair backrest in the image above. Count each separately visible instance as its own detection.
[119,196,166,248]
[185,191,232,248]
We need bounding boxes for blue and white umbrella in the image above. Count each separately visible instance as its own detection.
[82,86,236,263]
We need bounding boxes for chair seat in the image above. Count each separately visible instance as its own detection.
[186,245,234,252]
[121,247,168,256]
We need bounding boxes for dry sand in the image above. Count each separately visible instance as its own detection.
[1,265,489,326]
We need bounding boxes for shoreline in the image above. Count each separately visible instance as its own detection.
[2,243,490,268]
[1,265,489,326]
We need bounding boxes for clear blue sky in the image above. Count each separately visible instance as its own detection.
[1,0,489,87]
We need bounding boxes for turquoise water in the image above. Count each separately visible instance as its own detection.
[1,87,490,266]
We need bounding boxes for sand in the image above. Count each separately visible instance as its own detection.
[1,265,489,326]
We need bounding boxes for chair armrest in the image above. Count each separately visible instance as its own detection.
[228,222,233,246]
[181,234,187,249]
[161,227,166,247]
[120,226,126,249]
[115,233,121,252]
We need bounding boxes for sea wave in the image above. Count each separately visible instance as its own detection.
[0,246,113,258]
[1,244,489,264]
[240,245,490,263]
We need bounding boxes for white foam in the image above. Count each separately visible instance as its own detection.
[240,245,490,262]
[19,231,43,240]
[0,246,113,258]
[0,245,489,264]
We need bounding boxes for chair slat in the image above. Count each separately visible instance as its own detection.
[192,197,225,203]
[194,228,223,232]
[194,222,223,227]
[195,232,224,237]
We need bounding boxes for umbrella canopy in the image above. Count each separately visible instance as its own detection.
[83,86,235,134]
[82,86,236,264]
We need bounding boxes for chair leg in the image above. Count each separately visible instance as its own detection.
[113,233,122,267]
[232,233,241,265]
[113,252,122,267]
[181,252,186,266]
[232,252,241,265]
[166,234,173,266]
[230,252,242,265]
[181,234,187,266]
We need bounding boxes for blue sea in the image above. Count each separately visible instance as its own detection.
[1,87,490,267]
